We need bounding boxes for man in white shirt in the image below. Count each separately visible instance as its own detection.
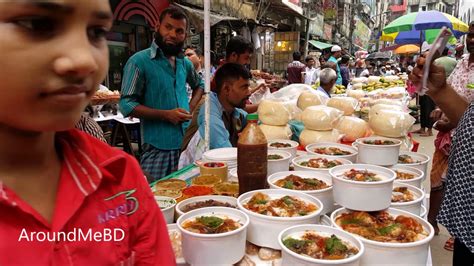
[303,56,318,85]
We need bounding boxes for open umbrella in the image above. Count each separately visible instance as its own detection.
[382,11,468,54]
[394,44,420,54]
[380,27,461,45]
[383,11,468,34]
[366,52,391,60]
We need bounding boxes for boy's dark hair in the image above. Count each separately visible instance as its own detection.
[293,51,301,61]
[159,6,188,26]
[185,45,203,56]
[305,56,314,63]
[214,63,251,94]
[225,36,253,59]
[340,55,350,64]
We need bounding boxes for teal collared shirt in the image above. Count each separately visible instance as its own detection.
[119,42,204,150]
[328,56,343,85]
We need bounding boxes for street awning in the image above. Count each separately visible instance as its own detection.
[174,3,240,33]
[308,40,333,50]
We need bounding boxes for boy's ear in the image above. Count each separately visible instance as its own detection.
[154,22,160,33]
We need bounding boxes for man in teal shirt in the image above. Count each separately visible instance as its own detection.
[120,7,204,180]
[328,45,343,85]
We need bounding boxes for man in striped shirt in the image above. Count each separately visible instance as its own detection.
[120,7,204,181]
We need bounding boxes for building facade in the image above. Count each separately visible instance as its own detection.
[407,0,457,15]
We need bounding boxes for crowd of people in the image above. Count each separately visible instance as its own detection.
[0,0,471,263]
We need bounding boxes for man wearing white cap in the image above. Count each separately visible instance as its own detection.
[328,45,343,84]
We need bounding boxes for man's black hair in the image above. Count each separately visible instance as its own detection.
[340,55,350,64]
[305,56,314,63]
[185,45,203,56]
[225,36,253,59]
[159,6,188,26]
[214,63,251,94]
[293,51,302,61]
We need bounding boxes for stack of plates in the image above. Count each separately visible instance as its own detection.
[202,147,238,169]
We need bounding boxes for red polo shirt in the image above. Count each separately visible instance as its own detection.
[0,129,175,265]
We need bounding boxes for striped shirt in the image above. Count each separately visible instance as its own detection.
[119,42,204,150]
[75,113,106,142]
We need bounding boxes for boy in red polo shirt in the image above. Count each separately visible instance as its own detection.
[0,1,175,265]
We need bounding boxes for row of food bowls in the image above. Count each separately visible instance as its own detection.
[172,190,433,265]
[268,137,430,173]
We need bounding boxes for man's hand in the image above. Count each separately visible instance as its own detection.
[409,57,448,98]
[433,117,455,133]
[430,108,443,122]
[166,108,192,125]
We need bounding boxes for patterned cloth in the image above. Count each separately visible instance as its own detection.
[447,54,474,102]
[438,102,474,252]
[140,144,180,181]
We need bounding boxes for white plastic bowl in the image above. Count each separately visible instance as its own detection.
[267,150,292,176]
[279,225,364,266]
[166,224,186,265]
[396,151,431,180]
[306,142,358,163]
[228,168,238,182]
[355,137,402,166]
[175,195,238,218]
[155,196,176,224]
[391,182,425,215]
[268,139,299,159]
[293,155,352,173]
[420,205,427,220]
[329,164,396,211]
[319,215,332,226]
[387,165,424,189]
[237,189,323,249]
[177,207,249,265]
[202,147,237,161]
[267,171,335,214]
[331,207,434,266]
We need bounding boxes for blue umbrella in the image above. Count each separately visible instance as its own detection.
[380,27,463,45]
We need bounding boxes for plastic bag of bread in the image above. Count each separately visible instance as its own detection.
[258,100,290,126]
[302,105,343,131]
[296,91,328,111]
[351,77,368,84]
[369,108,415,138]
[369,98,404,107]
[369,103,404,117]
[327,97,359,116]
[335,116,370,142]
[299,129,341,147]
[367,89,385,100]
[368,76,381,83]
[346,89,366,99]
[351,83,364,90]
[259,124,292,140]
[382,87,406,99]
